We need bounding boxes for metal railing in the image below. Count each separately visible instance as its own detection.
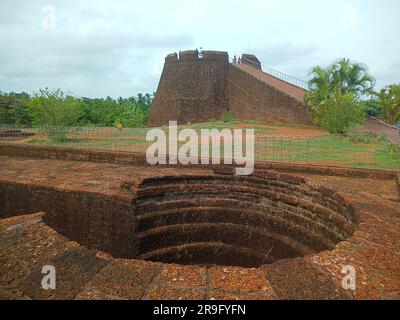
[241,57,309,90]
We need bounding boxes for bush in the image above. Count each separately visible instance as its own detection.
[375,84,400,125]
[49,132,70,143]
[310,92,365,134]
[220,111,235,123]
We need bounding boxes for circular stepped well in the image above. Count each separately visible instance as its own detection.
[131,173,358,268]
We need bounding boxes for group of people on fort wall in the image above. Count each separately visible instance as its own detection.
[232,55,242,64]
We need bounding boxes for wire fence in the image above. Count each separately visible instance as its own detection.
[0,125,150,153]
[256,135,398,166]
[1,124,399,170]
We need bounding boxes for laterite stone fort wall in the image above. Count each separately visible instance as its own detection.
[148,50,313,126]
[228,64,313,125]
[148,51,230,126]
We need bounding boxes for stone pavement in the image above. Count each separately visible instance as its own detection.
[1,155,400,300]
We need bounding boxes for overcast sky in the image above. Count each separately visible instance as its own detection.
[1,0,399,98]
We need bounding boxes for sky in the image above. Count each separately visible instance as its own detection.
[0,0,399,98]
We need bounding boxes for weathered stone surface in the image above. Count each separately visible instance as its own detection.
[228,63,311,125]
[0,153,399,300]
[76,259,162,300]
[148,51,230,126]
[146,285,206,300]
[22,247,110,300]
[148,51,311,126]
[208,266,274,295]
[266,258,351,300]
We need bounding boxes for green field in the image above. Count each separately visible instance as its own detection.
[5,121,399,170]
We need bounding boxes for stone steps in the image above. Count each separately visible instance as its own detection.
[135,206,341,247]
[134,185,354,235]
[136,242,277,268]
[131,174,357,267]
[135,175,355,222]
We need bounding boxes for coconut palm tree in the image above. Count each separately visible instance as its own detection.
[305,58,374,133]
[307,58,375,102]
[306,58,375,113]
[331,58,375,97]
[305,65,332,114]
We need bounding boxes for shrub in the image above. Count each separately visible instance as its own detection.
[220,111,235,123]
[310,92,365,134]
[375,84,400,125]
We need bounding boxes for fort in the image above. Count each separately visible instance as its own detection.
[148,50,312,126]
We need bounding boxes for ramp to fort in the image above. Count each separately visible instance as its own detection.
[231,63,306,102]
[228,61,311,125]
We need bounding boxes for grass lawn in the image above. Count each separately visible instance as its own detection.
[21,120,400,170]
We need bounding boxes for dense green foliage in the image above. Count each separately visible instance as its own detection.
[220,111,236,123]
[311,92,366,134]
[0,88,153,128]
[374,84,400,125]
[306,58,375,134]
[27,89,82,126]
[0,92,31,125]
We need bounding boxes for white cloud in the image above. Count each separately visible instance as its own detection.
[0,0,399,96]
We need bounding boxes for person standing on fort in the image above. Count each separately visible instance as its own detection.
[238,57,242,64]
[233,55,237,64]
[199,47,203,58]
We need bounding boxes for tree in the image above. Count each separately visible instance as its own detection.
[330,58,375,97]
[305,58,374,133]
[376,84,400,125]
[1,89,154,128]
[27,88,82,126]
[115,100,147,128]
[0,92,32,125]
